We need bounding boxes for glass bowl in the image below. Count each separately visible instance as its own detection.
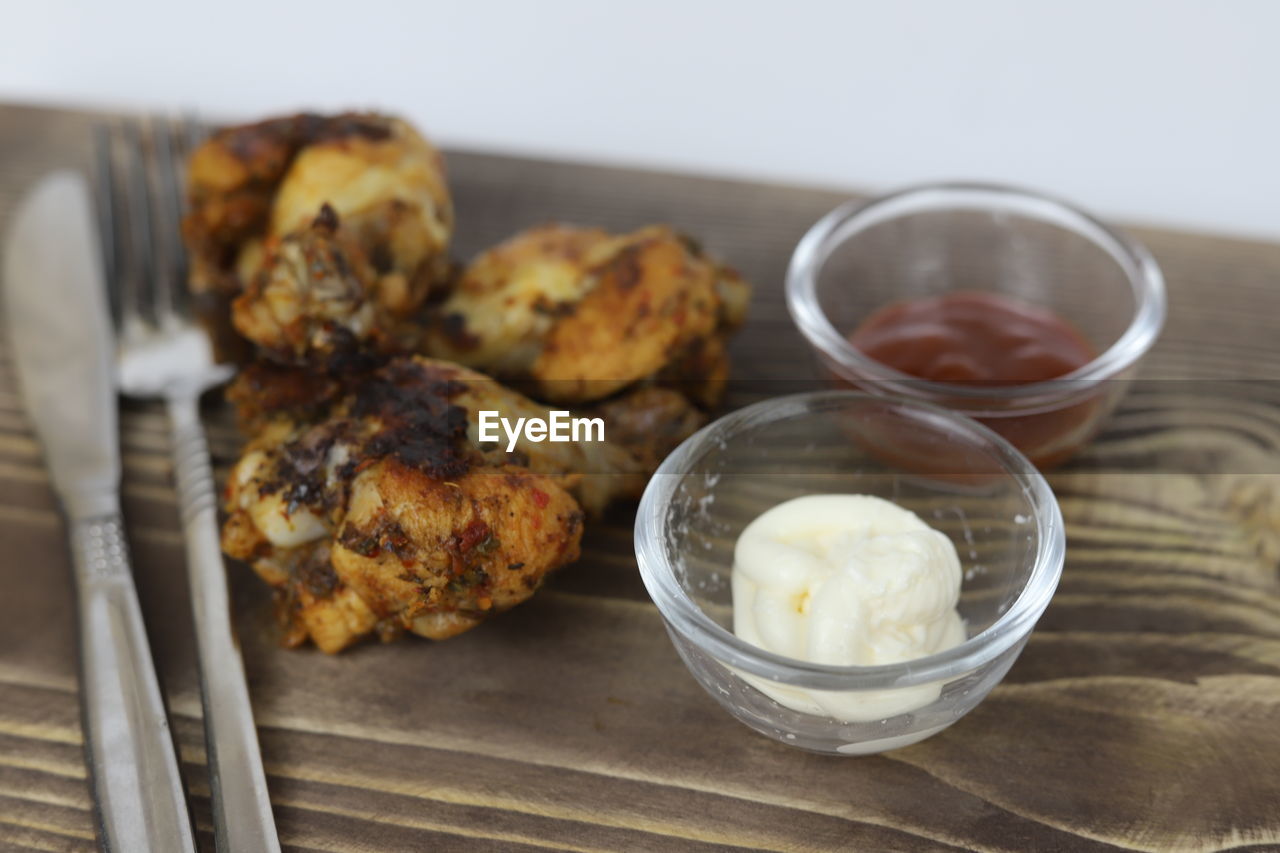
[634,391,1065,755]
[786,182,1166,468]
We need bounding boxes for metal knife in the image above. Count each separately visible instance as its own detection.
[2,171,197,853]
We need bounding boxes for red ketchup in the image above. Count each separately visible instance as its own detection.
[846,291,1100,469]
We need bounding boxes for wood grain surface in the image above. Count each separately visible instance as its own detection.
[1,102,1279,853]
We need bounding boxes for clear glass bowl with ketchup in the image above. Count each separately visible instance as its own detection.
[786,183,1166,469]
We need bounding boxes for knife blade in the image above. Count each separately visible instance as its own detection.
[4,171,119,517]
[3,170,196,853]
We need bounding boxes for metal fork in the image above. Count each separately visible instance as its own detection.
[97,117,282,853]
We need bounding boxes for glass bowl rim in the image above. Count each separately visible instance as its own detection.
[633,390,1066,691]
[784,181,1167,405]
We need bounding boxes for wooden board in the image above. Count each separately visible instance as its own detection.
[1,102,1279,852]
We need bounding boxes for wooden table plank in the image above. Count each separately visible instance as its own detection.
[1,102,1278,852]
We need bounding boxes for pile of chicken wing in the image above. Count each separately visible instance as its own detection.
[185,112,749,652]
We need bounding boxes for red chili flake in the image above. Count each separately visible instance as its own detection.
[457,518,491,552]
[531,488,550,509]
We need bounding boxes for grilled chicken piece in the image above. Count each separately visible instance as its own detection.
[223,357,585,652]
[450,366,706,515]
[222,356,701,652]
[424,224,750,405]
[225,357,706,511]
[588,386,708,472]
[228,204,429,366]
[184,112,452,363]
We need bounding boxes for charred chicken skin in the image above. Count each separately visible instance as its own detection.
[223,357,583,652]
[424,224,750,405]
[222,357,701,652]
[184,112,452,364]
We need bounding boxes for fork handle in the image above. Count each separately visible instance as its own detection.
[71,511,197,853]
[168,394,281,853]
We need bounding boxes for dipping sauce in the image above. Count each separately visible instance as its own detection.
[732,494,966,722]
[849,290,1095,384]
[843,291,1101,468]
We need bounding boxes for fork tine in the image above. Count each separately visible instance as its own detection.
[92,123,123,329]
[148,116,188,324]
[119,118,156,331]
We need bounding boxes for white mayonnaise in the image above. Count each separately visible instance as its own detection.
[732,494,966,722]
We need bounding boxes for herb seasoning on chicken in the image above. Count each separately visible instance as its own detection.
[222,357,585,652]
[188,111,752,652]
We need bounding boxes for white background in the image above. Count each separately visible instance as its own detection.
[3,0,1276,238]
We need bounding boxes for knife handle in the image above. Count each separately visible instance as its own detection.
[70,512,197,853]
[168,394,281,853]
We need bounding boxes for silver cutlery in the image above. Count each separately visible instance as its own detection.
[97,118,281,853]
[2,170,198,853]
